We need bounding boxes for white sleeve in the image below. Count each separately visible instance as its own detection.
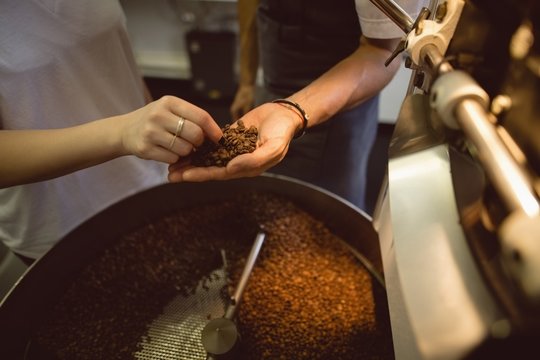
[356,0,429,39]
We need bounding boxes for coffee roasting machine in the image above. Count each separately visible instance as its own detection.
[370,0,540,358]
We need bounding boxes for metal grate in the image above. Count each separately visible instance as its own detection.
[134,268,227,360]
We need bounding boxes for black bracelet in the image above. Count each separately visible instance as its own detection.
[272,99,310,139]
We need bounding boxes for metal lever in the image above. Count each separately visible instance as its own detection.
[385,39,407,66]
[370,0,432,66]
[202,231,266,358]
[369,0,412,66]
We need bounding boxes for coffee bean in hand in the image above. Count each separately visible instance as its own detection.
[191,120,258,167]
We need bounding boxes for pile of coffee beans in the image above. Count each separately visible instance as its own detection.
[191,120,258,167]
[232,194,393,360]
[36,192,393,360]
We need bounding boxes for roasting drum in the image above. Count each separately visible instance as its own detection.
[0,174,389,359]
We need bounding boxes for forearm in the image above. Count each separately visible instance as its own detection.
[288,36,401,128]
[0,115,126,188]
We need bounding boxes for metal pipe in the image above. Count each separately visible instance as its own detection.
[225,231,266,319]
[369,0,415,34]
[420,43,454,75]
[455,100,539,216]
[423,43,539,216]
[203,231,266,358]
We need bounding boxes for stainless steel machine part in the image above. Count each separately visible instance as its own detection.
[134,266,228,360]
[426,47,540,303]
[225,231,265,320]
[454,98,539,216]
[375,118,503,360]
[372,0,540,358]
[429,62,539,217]
[202,318,238,357]
[368,0,415,33]
[202,231,266,357]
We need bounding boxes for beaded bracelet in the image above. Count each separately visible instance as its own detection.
[272,99,310,139]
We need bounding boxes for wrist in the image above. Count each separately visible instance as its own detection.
[108,114,130,157]
[271,99,310,139]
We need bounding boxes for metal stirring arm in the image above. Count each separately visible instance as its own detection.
[202,231,266,358]
[223,231,266,320]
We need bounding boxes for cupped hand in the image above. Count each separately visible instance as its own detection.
[168,102,301,182]
[120,95,223,164]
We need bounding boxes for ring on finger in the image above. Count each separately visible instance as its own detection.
[175,116,186,137]
[168,116,186,150]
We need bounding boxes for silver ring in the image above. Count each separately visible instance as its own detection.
[168,117,186,150]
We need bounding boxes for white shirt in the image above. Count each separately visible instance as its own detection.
[0,0,167,258]
[356,0,429,38]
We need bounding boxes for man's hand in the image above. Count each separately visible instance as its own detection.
[168,102,301,182]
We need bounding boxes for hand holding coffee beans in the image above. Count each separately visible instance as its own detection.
[191,120,258,167]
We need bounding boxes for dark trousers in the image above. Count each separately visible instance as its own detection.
[257,88,379,210]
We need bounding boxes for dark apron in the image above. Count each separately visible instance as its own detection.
[257,0,361,93]
[256,0,379,210]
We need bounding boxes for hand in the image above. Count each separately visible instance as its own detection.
[168,102,302,182]
[230,84,256,121]
[120,95,223,164]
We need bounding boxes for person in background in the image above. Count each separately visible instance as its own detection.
[0,0,221,264]
[169,0,425,211]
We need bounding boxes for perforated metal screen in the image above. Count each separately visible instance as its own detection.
[134,268,227,360]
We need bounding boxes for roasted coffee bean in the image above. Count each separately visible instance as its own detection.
[191,120,258,167]
[36,193,393,360]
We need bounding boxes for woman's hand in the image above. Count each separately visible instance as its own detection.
[0,95,224,188]
[120,95,223,164]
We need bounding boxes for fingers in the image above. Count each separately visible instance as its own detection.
[164,96,223,144]
[131,96,224,163]
[168,163,231,183]
[168,138,285,182]
[165,116,203,156]
[146,144,181,164]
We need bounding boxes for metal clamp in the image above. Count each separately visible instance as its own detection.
[406,0,466,67]
[369,0,465,67]
[430,70,489,129]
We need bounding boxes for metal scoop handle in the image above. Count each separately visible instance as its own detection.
[225,231,266,319]
[203,231,266,358]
